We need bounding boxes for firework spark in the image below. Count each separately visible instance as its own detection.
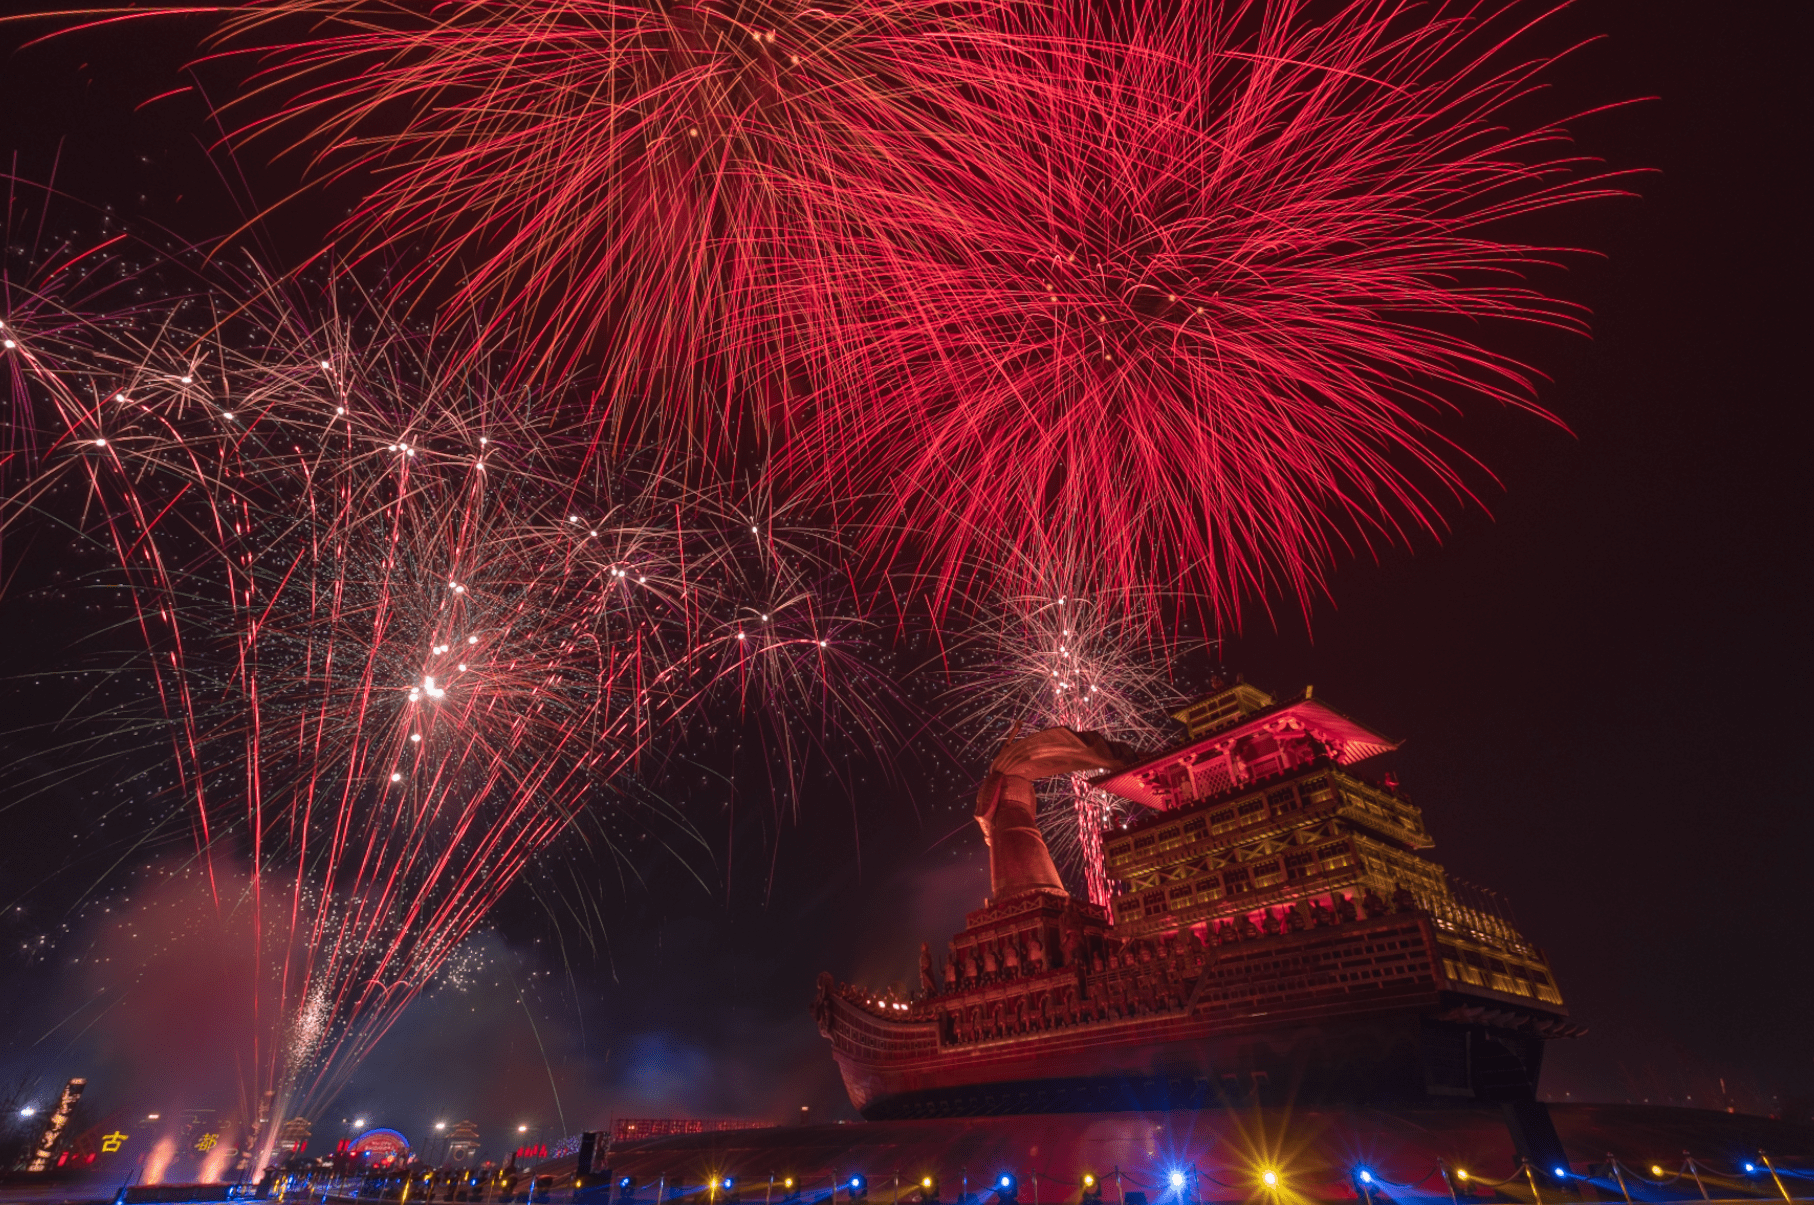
[943,564,1197,905]
[209,0,1018,453]
[194,0,1627,626]
[0,258,890,1152]
[771,0,1629,618]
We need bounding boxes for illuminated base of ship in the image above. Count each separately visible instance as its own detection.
[816,911,1579,1125]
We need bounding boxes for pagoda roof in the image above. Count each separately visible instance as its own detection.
[1094,691,1400,810]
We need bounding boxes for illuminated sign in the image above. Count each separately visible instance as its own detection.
[101,1132,129,1153]
[350,1128,412,1164]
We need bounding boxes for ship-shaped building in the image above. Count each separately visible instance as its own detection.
[553,677,1811,1201]
[813,679,1581,1137]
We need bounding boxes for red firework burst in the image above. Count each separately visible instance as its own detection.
[768,0,1631,620]
[211,0,1015,454]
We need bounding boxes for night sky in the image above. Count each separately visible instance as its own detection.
[0,0,1807,1165]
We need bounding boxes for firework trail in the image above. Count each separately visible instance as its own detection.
[770,0,1630,619]
[208,0,1024,454]
[186,0,1626,627]
[0,256,891,1156]
[942,559,1198,906]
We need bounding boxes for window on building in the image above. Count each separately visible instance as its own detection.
[1251,861,1283,889]
[1158,828,1180,843]
[1182,816,1206,834]
[1317,843,1353,871]
[1267,788,1298,814]
[1284,851,1316,880]
[1223,869,1252,896]
[1133,835,1156,850]
[1197,877,1223,899]
[1142,891,1167,917]
[1236,798,1265,816]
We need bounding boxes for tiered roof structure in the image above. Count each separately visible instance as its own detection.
[1096,681,1561,1008]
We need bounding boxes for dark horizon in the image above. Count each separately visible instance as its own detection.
[0,0,1807,1163]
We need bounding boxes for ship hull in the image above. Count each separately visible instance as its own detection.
[817,914,1574,1119]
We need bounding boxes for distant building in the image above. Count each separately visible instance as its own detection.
[278,1117,312,1157]
[445,1119,481,1165]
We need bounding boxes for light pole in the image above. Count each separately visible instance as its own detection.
[343,1119,367,1195]
[515,1125,533,1201]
